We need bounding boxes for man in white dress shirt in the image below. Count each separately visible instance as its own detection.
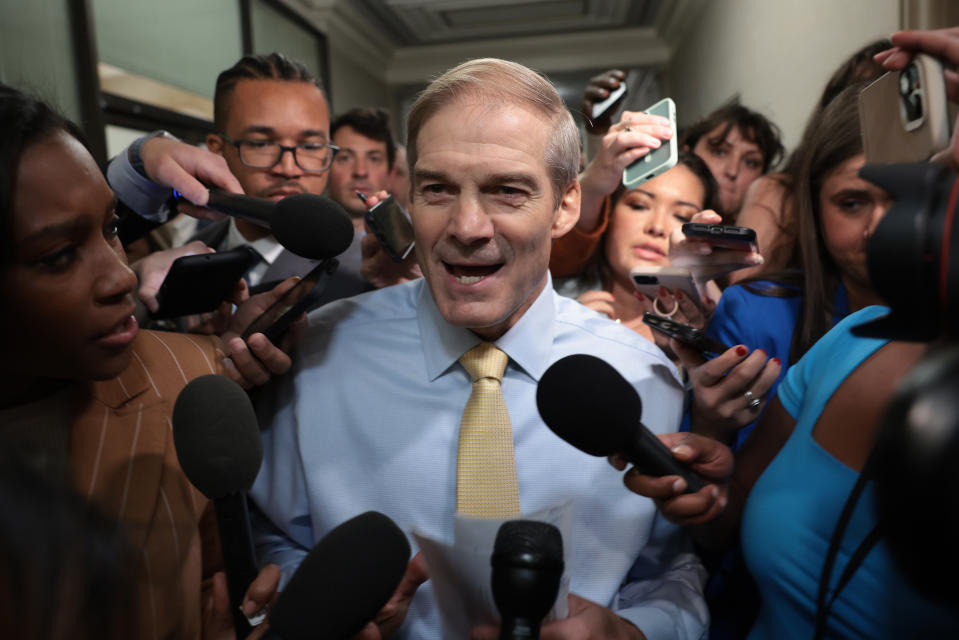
[250,58,707,639]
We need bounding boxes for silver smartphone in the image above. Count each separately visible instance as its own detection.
[623,97,678,188]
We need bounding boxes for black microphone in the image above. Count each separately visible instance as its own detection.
[172,374,264,637]
[536,354,704,493]
[263,511,412,640]
[205,190,354,260]
[491,520,564,640]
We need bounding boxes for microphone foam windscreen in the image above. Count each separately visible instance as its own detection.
[172,374,263,499]
[493,520,563,569]
[535,354,642,456]
[269,511,411,640]
[272,194,355,260]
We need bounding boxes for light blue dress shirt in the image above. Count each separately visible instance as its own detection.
[250,276,708,639]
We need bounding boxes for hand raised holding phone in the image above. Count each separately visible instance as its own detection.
[669,210,764,283]
[357,190,422,289]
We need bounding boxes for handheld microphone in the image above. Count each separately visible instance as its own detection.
[536,354,704,493]
[204,190,354,261]
[263,511,412,640]
[172,374,264,637]
[491,520,564,640]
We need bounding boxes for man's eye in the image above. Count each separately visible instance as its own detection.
[243,140,273,149]
[423,184,447,194]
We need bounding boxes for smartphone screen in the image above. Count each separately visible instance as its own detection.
[623,97,678,188]
[365,195,415,262]
[241,258,338,343]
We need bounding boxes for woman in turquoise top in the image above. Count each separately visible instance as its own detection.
[620,27,959,636]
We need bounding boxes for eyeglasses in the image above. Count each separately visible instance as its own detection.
[217,134,339,172]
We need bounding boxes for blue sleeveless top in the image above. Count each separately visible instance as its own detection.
[742,306,959,639]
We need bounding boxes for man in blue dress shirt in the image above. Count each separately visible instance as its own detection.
[250,58,707,639]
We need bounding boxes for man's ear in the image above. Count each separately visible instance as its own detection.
[206,134,225,156]
[551,180,581,239]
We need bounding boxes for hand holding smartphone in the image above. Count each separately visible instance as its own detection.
[153,247,257,319]
[859,53,951,163]
[623,97,678,188]
[241,259,339,343]
[357,192,415,263]
[681,223,758,252]
[642,312,730,358]
[630,265,704,311]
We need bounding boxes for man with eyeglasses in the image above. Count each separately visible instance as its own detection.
[108,52,368,300]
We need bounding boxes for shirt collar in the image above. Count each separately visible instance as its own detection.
[224,218,284,265]
[417,272,557,382]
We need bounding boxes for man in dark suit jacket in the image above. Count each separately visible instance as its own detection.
[109,52,369,303]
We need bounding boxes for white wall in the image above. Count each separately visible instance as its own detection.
[665,0,900,155]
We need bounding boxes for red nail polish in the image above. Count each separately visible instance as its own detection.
[736,345,748,356]
[658,286,669,298]
[635,291,645,301]
[674,289,684,300]
[772,357,781,365]
[758,348,767,356]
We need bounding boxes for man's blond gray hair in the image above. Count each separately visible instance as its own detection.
[407,58,579,208]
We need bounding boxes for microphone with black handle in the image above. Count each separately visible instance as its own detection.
[203,190,354,261]
[536,354,704,493]
[491,520,564,640]
[172,374,265,637]
[262,511,412,640]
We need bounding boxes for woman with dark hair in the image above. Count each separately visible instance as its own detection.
[682,84,889,447]
[681,103,784,218]
[729,38,892,286]
[0,84,280,639]
[554,151,723,344]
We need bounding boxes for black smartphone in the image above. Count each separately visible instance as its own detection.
[359,193,415,262]
[153,246,257,319]
[591,81,628,121]
[682,223,757,252]
[642,312,730,358]
[241,258,339,343]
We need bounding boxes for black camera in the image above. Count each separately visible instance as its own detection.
[857,161,959,605]
[852,161,958,342]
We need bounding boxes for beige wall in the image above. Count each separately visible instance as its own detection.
[327,51,391,117]
[664,0,900,156]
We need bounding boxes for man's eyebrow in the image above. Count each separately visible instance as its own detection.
[413,169,450,184]
[485,173,540,191]
[238,126,328,139]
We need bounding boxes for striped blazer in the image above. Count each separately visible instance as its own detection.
[70,330,225,640]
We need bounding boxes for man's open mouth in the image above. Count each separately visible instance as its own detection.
[444,262,503,284]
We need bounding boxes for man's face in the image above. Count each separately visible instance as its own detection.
[207,79,331,201]
[411,99,579,341]
[328,125,391,217]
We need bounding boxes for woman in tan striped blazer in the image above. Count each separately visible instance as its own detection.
[0,85,279,639]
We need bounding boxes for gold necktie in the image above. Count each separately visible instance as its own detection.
[456,342,521,518]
